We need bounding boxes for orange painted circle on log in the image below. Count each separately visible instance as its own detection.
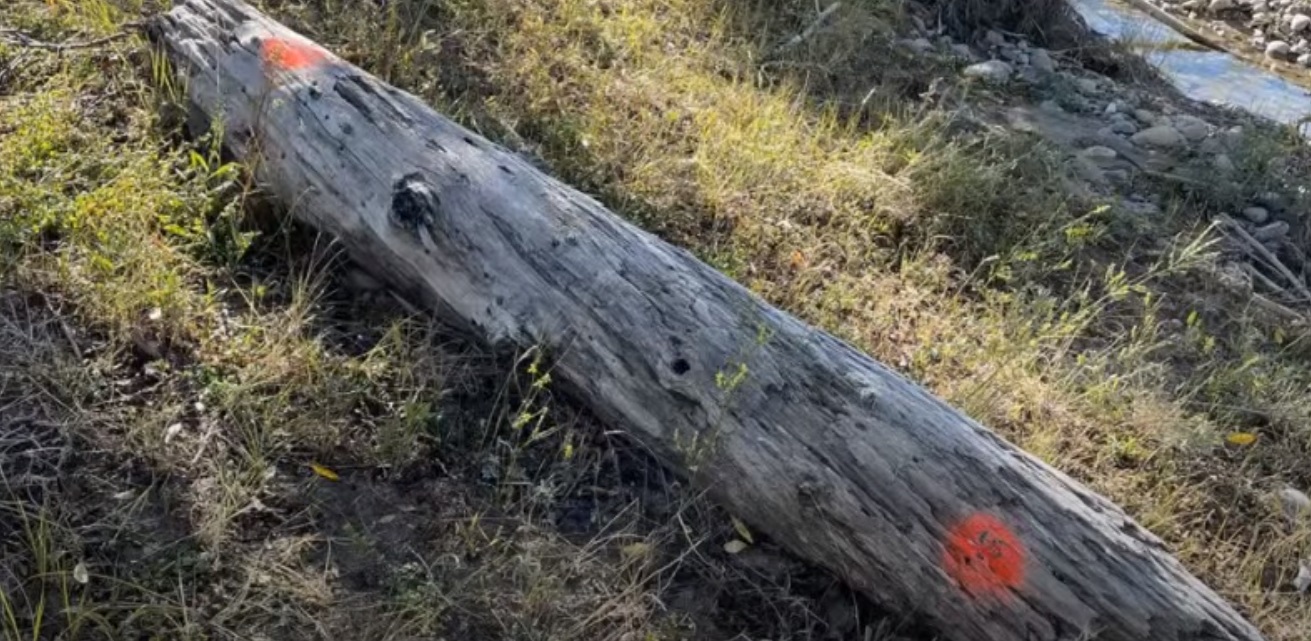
[261,37,327,73]
[942,512,1026,598]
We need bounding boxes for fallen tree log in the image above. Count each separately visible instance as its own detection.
[150,2,1265,640]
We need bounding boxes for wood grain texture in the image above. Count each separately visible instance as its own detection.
[150,2,1266,639]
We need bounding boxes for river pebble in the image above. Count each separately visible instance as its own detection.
[1242,206,1270,224]
[963,60,1013,83]
[1131,125,1187,148]
[1252,220,1290,242]
[1030,47,1056,74]
[1173,114,1211,141]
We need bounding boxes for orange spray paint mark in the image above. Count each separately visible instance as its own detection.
[942,512,1026,598]
[261,37,327,73]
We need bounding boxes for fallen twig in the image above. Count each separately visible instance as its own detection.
[1219,214,1311,304]
[0,51,30,88]
[0,22,145,51]
[769,2,842,57]
[1251,291,1307,323]
[1240,260,1286,297]
[1118,0,1226,54]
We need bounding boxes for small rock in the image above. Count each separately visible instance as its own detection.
[1181,0,1202,9]
[1105,101,1120,114]
[1224,125,1245,149]
[1254,11,1274,26]
[1016,66,1044,84]
[1266,39,1290,58]
[1213,153,1236,172]
[1143,149,1177,172]
[1296,560,1311,593]
[1000,46,1027,64]
[900,38,934,54]
[1076,77,1100,95]
[1299,52,1311,66]
[1256,190,1285,210]
[985,29,1007,48]
[1251,220,1290,242]
[1133,108,1158,125]
[950,43,977,60]
[1104,169,1131,184]
[1038,99,1065,113]
[1279,487,1311,523]
[963,60,1013,84]
[1131,125,1187,148]
[1242,205,1270,224]
[1293,38,1309,53]
[1110,119,1139,135]
[1030,47,1056,74]
[1172,114,1211,141]
[1073,156,1107,184]
[1198,135,1225,154]
[1293,13,1311,31]
[1079,145,1120,167]
[1209,0,1236,9]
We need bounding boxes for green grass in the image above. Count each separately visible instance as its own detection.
[4,0,1311,638]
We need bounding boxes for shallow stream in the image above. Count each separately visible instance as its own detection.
[1072,0,1311,129]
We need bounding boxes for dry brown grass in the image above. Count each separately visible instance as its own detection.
[4,0,1311,639]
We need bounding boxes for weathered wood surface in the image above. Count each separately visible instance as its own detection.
[151,2,1266,640]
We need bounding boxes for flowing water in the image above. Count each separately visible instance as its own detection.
[1071,0,1311,129]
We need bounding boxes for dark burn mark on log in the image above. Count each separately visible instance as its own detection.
[463,136,479,148]
[340,74,414,126]
[390,173,441,250]
[499,164,513,175]
[340,122,353,135]
[671,359,690,375]
[334,80,373,119]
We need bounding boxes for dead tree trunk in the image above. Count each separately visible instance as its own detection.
[151,2,1265,640]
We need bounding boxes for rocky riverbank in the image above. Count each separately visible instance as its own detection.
[1151,0,1311,67]
[896,9,1307,294]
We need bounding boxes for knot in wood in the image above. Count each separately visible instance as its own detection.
[390,173,441,249]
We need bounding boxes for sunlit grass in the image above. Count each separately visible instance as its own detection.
[3,0,1311,637]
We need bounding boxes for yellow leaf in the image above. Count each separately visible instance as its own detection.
[309,462,340,481]
[1225,432,1258,446]
[723,539,749,554]
[621,542,651,561]
[731,516,754,544]
[788,249,806,270]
